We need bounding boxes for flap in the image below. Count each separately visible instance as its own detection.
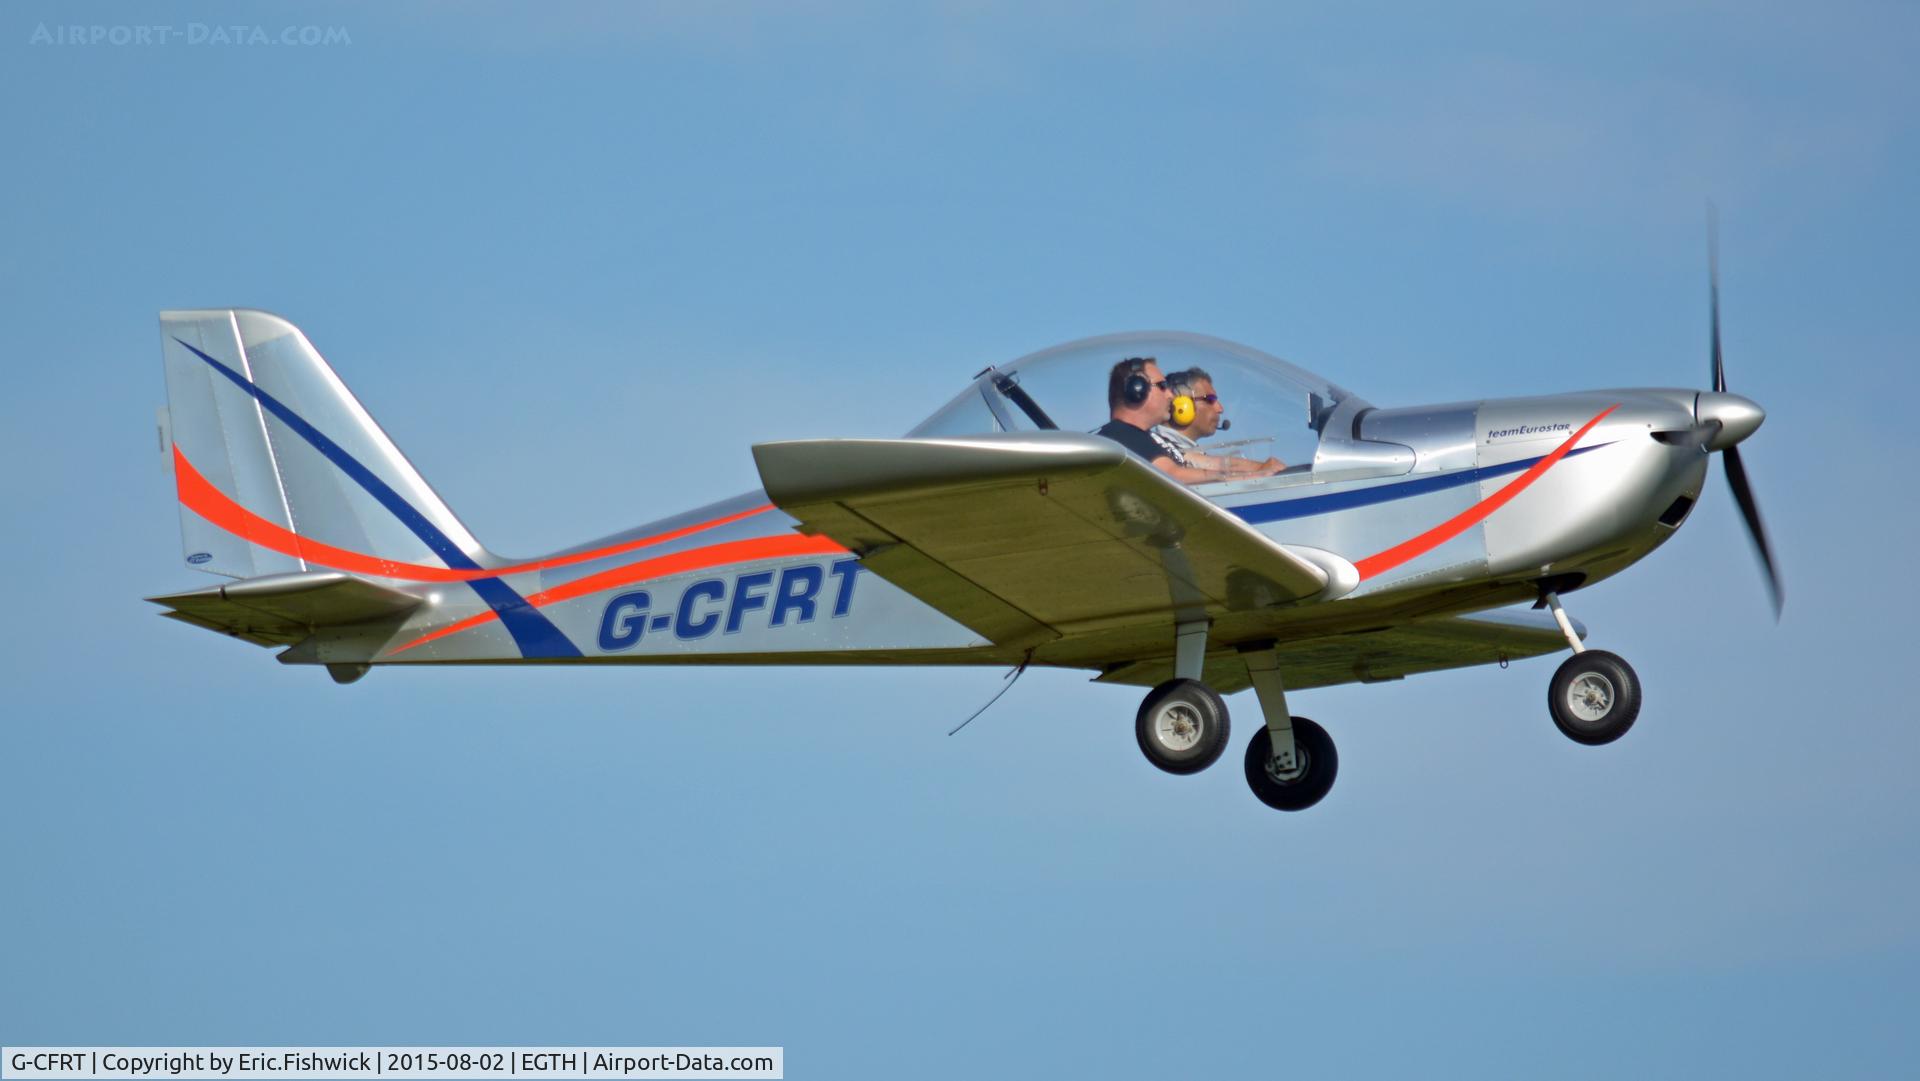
[753,433,1329,646]
[149,571,422,647]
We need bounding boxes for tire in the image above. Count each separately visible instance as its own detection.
[1548,649,1641,745]
[1243,717,1338,812]
[1135,679,1231,775]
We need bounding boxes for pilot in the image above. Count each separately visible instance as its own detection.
[1094,357,1219,484]
[1155,367,1285,479]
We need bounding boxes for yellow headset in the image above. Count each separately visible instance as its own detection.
[1171,391,1196,427]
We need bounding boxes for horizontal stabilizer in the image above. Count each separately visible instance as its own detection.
[148,571,421,648]
[754,433,1330,647]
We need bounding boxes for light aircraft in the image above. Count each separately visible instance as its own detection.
[148,271,1778,812]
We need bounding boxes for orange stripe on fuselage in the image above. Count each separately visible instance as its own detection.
[1352,405,1618,581]
[172,446,775,581]
[385,533,848,655]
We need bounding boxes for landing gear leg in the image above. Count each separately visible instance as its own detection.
[1241,648,1338,811]
[1134,620,1231,774]
[1542,591,1642,745]
[1243,649,1297,774]
[1544,590,1585,655]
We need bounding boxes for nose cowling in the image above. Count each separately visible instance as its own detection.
[1696,392,1765,451]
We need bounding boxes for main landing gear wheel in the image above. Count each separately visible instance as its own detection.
[1135,679,1231,775]
[1548,649,1642,745]
[1243,717,1337,812]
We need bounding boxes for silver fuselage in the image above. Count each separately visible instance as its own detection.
[293,387,1719,672]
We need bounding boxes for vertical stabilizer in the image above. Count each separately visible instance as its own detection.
[158,309,489,579]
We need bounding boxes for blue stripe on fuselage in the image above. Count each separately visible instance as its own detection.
[174,336,580,659]
[1228,443,1611,525]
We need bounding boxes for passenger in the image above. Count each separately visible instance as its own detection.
[1155,367,1285,479]
[1093,357,1218,485]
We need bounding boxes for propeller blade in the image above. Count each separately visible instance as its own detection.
[1708,203,1726,393]
[1703,208,1779,616]
[1723,443,1782,618]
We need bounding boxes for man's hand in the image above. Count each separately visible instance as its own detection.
[1227,456,1285,477]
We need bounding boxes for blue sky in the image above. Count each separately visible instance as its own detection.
[3,3,1916,1077]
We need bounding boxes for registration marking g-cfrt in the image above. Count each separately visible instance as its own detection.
[598,558,865,651]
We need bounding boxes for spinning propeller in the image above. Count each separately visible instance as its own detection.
[1697,210,1783,618]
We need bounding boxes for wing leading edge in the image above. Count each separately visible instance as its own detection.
[753,432,1332,649]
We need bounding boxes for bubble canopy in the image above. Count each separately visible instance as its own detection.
[906,331,1365,471]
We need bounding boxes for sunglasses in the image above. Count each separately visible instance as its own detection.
[1190,393,1220,404]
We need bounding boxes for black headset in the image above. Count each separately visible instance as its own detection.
[1120,357,1155,406]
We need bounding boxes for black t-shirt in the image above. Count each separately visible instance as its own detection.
[1095,419,1172,464]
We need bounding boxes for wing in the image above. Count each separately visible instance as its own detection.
[148,571,421,648]
[1096,606,1581,693]
[752,432,1335,649]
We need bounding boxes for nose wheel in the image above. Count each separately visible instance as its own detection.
[1548,650,1641,745]
[1541,591,1642,745]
